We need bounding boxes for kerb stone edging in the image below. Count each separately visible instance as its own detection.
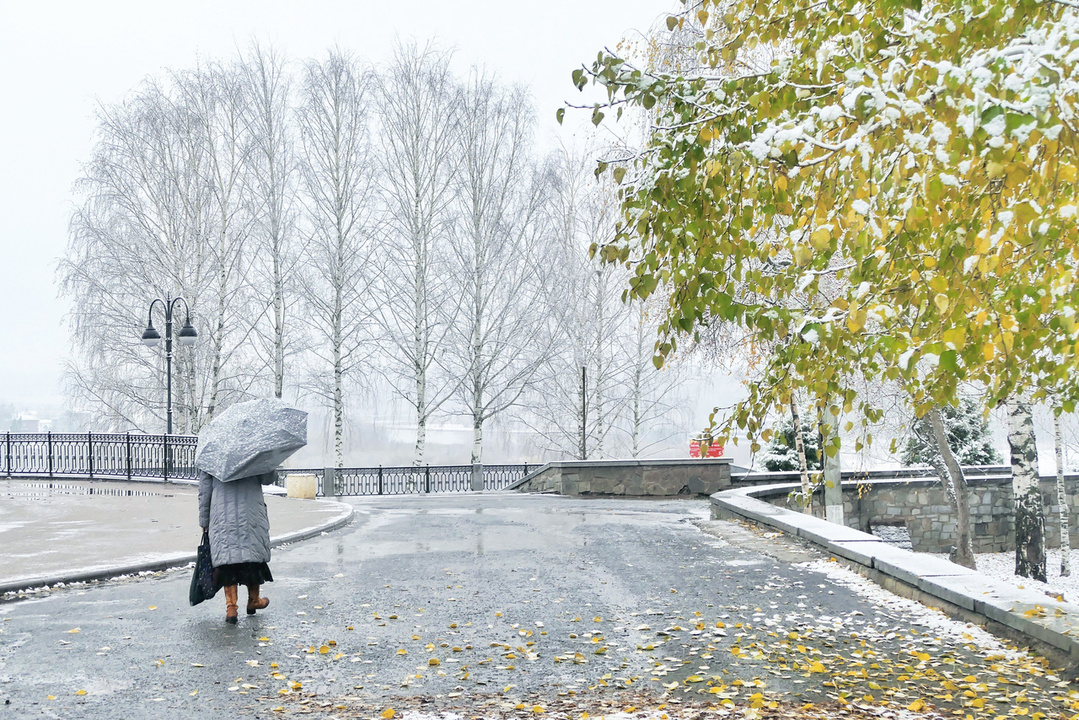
[711,483,1079,661]
[0,500,354,596]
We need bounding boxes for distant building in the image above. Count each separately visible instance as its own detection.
[10,413,40,433]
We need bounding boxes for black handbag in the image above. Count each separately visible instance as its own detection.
[189,530,218,606]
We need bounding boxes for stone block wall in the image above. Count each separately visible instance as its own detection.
[760,474,1079,553]
[512,459,731,497]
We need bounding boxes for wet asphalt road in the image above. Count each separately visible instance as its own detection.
[0,494,1066,719]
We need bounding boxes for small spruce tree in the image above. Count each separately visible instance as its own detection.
[758,418,821,472]
[902,397,1002,467]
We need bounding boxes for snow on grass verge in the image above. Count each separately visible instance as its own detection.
[926,548,1079,604]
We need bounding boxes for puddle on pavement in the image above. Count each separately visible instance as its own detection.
[3,481,169,499]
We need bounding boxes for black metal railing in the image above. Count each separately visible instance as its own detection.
[1,432,199,482]
[0,432,530,493]
[279,463,532,496]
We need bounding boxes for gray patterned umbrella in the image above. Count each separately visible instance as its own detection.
[195,399,307,482]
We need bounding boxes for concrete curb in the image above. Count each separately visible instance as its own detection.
[0,500,354,597]
[711,482,1079,661]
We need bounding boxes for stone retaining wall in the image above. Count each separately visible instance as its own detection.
[760,475,1079,553]
[511,459,731,496]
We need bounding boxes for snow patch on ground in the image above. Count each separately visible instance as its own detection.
[929,548,1079,603]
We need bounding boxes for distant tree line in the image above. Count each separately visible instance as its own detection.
[60,42,691,466]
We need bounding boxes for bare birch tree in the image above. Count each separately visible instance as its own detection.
[63,80,217,432]
[296,49,378,468]
[373,42,461,465]
[520,146,632,459]
[173,60,255,425]
[241,43,300,401]
[622,296,690,457]
[444,71,553,464]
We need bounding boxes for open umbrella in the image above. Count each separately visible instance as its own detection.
[195,398,307,482]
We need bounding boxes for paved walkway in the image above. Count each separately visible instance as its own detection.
[0,493,1073,719]
[0,479,352,594]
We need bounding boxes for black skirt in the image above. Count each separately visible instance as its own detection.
[213,562,273,588]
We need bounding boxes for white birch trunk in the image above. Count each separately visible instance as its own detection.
[1008,397,1046,581]
[791,398,811,513]
[333,274,344,469]
[414,224,428,465]
[1055,411,1071,577]
[472,407,483,465]
[632,360,642,458]
[274,255,285,400]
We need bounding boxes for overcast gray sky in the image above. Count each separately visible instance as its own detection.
[0,0,671,410]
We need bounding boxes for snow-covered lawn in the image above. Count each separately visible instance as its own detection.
[930,548,1079,603]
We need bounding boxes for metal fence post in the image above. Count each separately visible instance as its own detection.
[163,435,169,484]
[126,432,132,480]
[47,432,53,478]
[425,465,431,493]
[378,465,383,495]
[88,432,94,479]
[4,432,10,477]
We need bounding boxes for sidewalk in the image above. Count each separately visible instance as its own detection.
[0,477,353,594]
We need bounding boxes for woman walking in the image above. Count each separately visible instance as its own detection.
[198,470,274,624]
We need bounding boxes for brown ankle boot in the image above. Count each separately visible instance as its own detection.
[224,585,239,624]
[246,584,269,615]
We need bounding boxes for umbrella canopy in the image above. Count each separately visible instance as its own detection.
[195,399,308,482]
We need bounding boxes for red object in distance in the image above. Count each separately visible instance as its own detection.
[689,440,723,458]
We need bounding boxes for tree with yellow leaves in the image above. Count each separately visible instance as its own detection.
[571,0,1079,579]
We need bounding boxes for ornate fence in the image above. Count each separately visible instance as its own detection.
[279,464,532,496]
[1,432,199,482]
[0,432,531,493]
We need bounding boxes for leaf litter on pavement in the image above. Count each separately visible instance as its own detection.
[248,525,1078,720]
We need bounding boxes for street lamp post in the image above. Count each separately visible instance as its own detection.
[141,295,198,435]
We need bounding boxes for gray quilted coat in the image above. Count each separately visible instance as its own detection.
[198,472,272,567]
